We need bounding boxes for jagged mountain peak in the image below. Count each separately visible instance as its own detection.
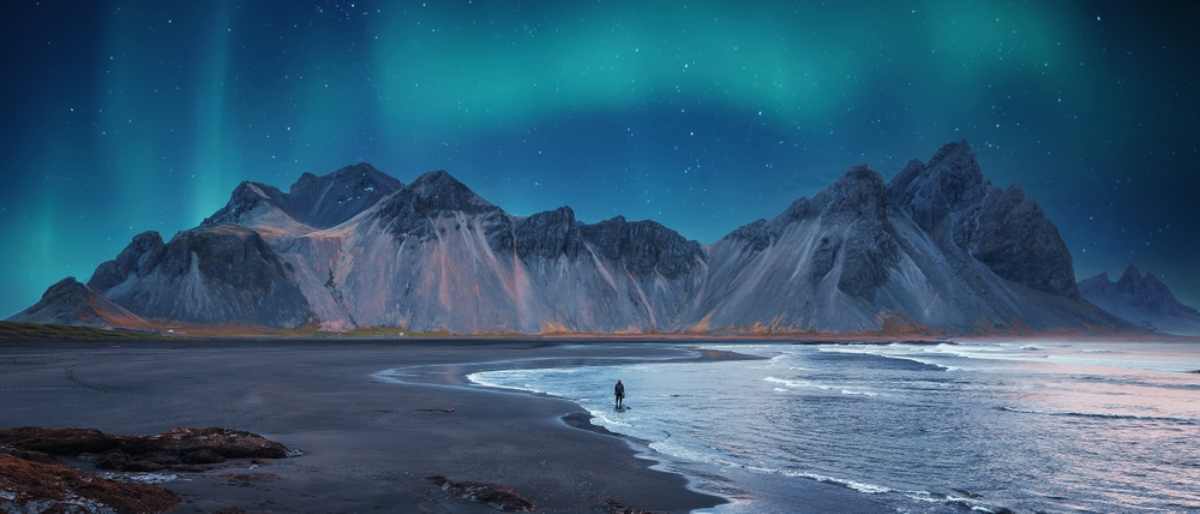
[888,140,987,230]
[926,139,975,168]
[203,163,406,232]
[1114,264,1172,297]
[818,165,889,219]
[202,181,290,228]
[285,163,404,228]
[1118,264,1151,283]
[87,231,168,291]
[289,162,401,194]
[405,169,496,213]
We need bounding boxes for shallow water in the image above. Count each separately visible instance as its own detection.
[469,341,1200,513]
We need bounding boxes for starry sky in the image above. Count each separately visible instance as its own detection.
[2,0,1199,317]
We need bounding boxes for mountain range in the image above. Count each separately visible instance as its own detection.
[10,141,1161,335]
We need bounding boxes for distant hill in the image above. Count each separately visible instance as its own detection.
[1079,265,1200,336]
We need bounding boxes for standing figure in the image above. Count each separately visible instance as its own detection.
[614,379,625,410]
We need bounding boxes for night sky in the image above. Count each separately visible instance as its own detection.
[2,1,1198,317]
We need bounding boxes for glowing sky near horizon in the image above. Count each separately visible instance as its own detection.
[2,0,1198,316]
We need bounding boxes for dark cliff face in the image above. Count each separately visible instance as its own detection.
[810,166,900,298]
[953,185,1080,298]
[511,207,584,259]
[204,163,403,230]
[725,219,775,252]
[87,231,167,291]
[87,226,311,327]
[373,170,507,242]
[719,165,900,299]
[888,141,1080,299]
[888,142,987,232]
[578,216,705,279]
[286,163,403,227]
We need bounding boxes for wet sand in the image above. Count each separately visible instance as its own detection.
[0,339,734,513]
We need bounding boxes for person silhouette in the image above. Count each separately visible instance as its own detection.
[614,379,625,410]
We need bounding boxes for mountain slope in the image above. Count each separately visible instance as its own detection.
[1080,266,1200,335]
[20,142,1136,334]
[272,170,706,332]
[202,163,403,235]
[7,278,149,329]
[85,226,312,327]
[692,144,1118,333]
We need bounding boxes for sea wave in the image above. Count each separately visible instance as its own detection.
[465,371,545,393]
[763,376,878,396]
[814,347,953,371]
[746,466,892,494]
[996,406,1197,425]
[1070,374,1200,391]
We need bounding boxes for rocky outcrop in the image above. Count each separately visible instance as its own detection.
[87,232,167,292]
[7,278,148,329]
[0,454,180,514]
[0,426,292,473]
[427,475,535,512]
[1079,265,1200,335]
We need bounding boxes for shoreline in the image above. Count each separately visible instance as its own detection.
[0,339,736,513]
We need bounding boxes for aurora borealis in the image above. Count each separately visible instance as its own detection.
[2,1,1199,316]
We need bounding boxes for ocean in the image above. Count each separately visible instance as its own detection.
[467,341,1200,513]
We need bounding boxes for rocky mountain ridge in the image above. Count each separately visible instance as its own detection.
[11,141,1134,335]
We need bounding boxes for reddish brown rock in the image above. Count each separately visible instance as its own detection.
[427,475,535,512]
[144,427,288,460]
[0,454,179,513]
[605,498,657,514]
[0,427,119,455]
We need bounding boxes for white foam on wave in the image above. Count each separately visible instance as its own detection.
[764,376,878,397]
[763,376,824,389]
[465,371,545,393]
[588,409,632,428]
[742,465,892,494]
[817,345,958,371]
[840,389,878,397]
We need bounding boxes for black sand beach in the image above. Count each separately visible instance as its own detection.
[0,339,733,513]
